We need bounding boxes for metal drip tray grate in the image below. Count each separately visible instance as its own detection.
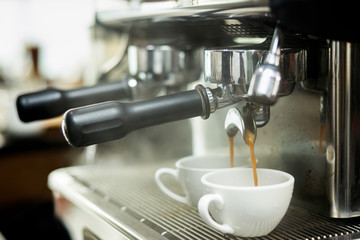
[50,165,360,240]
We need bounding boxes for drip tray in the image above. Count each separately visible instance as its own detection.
[48,165,360,240]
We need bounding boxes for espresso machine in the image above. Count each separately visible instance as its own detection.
[17,0,360,239]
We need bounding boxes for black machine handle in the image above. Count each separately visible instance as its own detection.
[62,85,210,147]
[16,81,131,122]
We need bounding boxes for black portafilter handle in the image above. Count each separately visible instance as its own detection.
[16,80,131,122]
[62,85,210,148]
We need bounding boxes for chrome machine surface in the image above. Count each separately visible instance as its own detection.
[46,0,360,239]
[62,0,360,218]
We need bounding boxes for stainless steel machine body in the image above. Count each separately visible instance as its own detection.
[46,0,360,239]
[84,0,360,218]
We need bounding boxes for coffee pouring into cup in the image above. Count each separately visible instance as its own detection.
[195,104,294,237]
[225,106,259,186]
[198,168,294,237]
[156,105,260,206]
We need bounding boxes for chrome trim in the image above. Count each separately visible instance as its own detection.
[327,41,360,218]
[96,0,270,26]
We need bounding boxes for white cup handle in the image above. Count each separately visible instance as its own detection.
[198,194,234,234]
[155,168,190,205]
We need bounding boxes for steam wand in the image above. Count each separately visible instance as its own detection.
[248,26,283,105]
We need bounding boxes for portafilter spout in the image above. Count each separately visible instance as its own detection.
[225,106,257,143]
[247,27,283,105]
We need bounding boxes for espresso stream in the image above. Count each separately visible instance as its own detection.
[229,131,258,186]
[245,130,258,186]
[228,136,234,168]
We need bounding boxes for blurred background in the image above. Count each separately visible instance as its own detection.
[0,0,114,239]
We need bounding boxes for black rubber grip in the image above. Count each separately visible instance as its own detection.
[16,81,131,122]
[62,86,208,147]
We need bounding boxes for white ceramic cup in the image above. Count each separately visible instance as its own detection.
[198,168,294,237]
[155,154,251,206]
